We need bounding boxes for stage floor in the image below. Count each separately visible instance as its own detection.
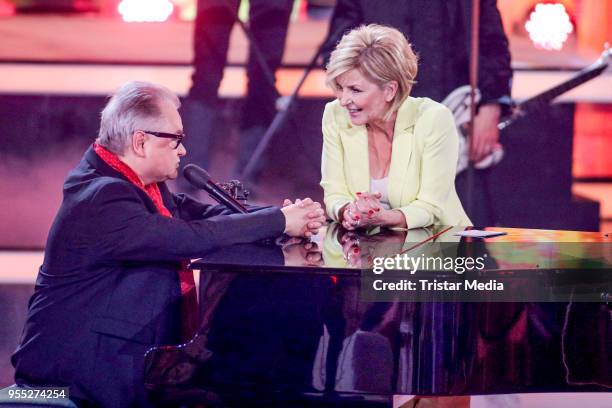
[0,14,600,67]
[1,14,610,101]
[0,62,610,103]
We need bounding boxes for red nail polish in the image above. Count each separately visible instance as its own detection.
[375,208,381,212]
[368,209,374,216]
[356,192,362,196]
[354,214,361,220]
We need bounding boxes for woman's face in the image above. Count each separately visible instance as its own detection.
[335,69,396,126]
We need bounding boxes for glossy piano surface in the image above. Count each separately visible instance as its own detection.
[189,224,612,272]
[144,225,611,406]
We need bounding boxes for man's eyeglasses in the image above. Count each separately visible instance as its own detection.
[143,131,185,149]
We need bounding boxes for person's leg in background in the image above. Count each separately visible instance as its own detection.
[234,0,293,179]
[180,0,240,190]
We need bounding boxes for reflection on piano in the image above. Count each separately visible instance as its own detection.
[144,225,611,407]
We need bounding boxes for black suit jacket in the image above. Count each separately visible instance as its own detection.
[321,0,512,105]
[11,146,285,407]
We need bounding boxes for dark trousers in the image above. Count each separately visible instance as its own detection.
[189,0,293,129]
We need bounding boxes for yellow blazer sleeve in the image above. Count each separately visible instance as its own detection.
[396,104,459,228]
[320,103,353,221]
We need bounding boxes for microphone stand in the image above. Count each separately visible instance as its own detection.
[218,0,302,183]
[240,42,325,183]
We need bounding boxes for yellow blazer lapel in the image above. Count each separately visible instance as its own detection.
[340,123,370,194]
[388,98,419,207]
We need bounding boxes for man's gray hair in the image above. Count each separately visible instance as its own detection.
[96,81,180,154]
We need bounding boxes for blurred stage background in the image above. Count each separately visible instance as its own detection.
[0,0,611,389]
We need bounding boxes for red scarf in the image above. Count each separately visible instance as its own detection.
[94,143,198,341]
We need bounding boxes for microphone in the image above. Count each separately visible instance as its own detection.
[183,164,248,214]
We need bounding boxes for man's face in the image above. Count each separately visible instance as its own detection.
[141,99,186,184]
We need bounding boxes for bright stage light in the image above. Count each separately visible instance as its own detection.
[525,3,573,51]
[118,0,174,23]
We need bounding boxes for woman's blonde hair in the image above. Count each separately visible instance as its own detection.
[325,24,418,120]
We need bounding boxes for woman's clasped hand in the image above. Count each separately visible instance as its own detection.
[341,191,384,230]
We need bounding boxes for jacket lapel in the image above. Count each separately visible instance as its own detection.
[340,122,370,194]
[388,98,418,207]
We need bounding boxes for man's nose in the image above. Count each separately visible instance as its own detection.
[178,143,187,156]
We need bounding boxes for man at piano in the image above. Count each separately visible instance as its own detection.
[11,81,325,408]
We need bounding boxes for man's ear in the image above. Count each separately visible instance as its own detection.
[383,81,399,102]
[131,131,147,157]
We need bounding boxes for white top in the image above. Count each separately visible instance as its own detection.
[370,177,391,210]
[370,176,430,227]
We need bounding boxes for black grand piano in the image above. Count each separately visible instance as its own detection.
[144,224,611,407]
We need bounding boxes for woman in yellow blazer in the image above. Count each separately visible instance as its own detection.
[320,24,471,230]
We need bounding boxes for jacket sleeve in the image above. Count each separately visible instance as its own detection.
[170,192,234,221]
[396,105,459,228]
[478,0,513,107]
[168,188,274,221]
[90,180,286,262]
[320,0,364,65]
[320,103,354,222]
